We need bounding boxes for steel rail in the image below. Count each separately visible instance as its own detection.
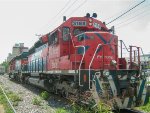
[0,84,17,113]
[113,108,144,113]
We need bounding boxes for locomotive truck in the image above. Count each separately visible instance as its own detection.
[9,14,150,109]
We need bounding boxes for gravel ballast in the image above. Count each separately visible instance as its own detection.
[0,75,69,113]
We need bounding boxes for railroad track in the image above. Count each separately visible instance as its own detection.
[113,108,144,113]
[0,84,17,113]
[0,75,58,113]
[1,74,146,113]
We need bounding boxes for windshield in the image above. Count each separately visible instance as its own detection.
[73,28,86,36]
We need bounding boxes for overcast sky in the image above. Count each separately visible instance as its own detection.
[0,0,150,63]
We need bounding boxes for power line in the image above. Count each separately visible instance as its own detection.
[116,10,150,29]
[49,0,79,27]
[46,0,87,32]
[106,0,146,25]
[36,0,72,34]
[67,0,87,17]
[104,0,137,21]
[55,0,79,19]
[113,2,150,23]
[115,4,150,26]
[49,0,71,22]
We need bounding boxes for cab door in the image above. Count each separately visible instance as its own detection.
[61,27,71,57]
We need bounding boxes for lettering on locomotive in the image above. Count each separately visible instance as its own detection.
[72,21,86,26]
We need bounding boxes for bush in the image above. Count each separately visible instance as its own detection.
[56,108,68,113]
[8,93,22,102]
[0,88,14,113]
[96,101,112,113]
[32,97,41,106]
[137,98,150,112]
[7,91,22,107]
[40,91,49,100]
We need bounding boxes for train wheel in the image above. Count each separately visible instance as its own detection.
[53,86,58,94]
[61,88,68,98]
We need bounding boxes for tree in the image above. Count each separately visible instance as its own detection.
[1,60,9,73]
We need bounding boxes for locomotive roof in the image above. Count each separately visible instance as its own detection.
[28,16,109,55]
[49,17,108,33]
[9,52,28,63]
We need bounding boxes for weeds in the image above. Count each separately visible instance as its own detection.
[137,98,150,113]
[67,100,112,113]
[8,92,22,102]
[32,97,42,106]
[56,108,68,113]
[7,91,22,106]
[96,101,112,113]
[40,91,49,100]
[0,86,14,113]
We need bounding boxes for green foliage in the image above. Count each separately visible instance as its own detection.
[40,91,49,100]
[137,98,150,113]
[96,101,112,113]
[7,91,22,106]
[1,60,9,72]
[8,92,22,102]
[32,97,42,106]
[0,87,14,113]
[69,101,112,113]
[56,108,68,113]
[146,81,150,84]
[72,104,90,113]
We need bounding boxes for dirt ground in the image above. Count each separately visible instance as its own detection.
[0,105,4,113]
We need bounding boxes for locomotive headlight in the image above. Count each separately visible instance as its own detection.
[89,18,92,22]
[142,71,145,76]
[103,70,109,77]
[89,23,92,26]
[111,60,117,66]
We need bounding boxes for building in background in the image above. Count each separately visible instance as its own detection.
[140,54,150,69]
[7,43,28,62]
[7,53,13,62]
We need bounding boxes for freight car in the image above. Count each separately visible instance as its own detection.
[9,14,150,109]
[0,65,5,75]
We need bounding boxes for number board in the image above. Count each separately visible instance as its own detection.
[72,21,86,26]
[93,22,101,30]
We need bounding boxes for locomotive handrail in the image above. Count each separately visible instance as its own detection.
[69,33,85,86]
[140,48,146,62]
[89,44,102,90]
[74,46,85,87]
[89,43,117,90]
[129,46,141,70]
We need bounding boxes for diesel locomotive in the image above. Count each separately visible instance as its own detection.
[8,14,149,109]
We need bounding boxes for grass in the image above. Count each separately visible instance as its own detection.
[7,91,23,106]
[146,81,150,84]
[0,86,14,113]
[96,101,112,113]
[32,97,42,106]
[56,108,68,113]
[55,101,112,113]
[40,91,49,100]
[136,98,150,113]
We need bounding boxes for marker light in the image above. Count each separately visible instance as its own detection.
[89,18,92,22]
[89,23,92,26]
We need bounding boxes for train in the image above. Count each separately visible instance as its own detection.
[8,13,150,109]
[0,65,5,75]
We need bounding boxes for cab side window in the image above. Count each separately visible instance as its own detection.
[63,27,70,41]
[48,31,58,45]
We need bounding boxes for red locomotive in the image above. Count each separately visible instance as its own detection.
[9,13,149,109]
